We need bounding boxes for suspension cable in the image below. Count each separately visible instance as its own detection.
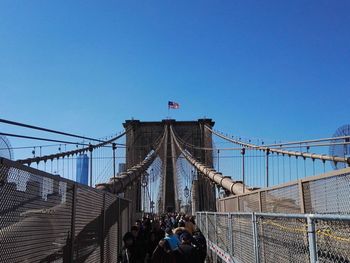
[170,125,248,195]
[0,118,105,142]
[211,127,350,147]
[206,126,350,165]
[172,126,350,151]
[0,132,89,146]
[17,131,127,165]
[96,128,167,193]
[154,141,350,152]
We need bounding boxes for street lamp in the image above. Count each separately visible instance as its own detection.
[141,174,148,187]
[184,186,189,198]
[141,172,149,215]
[241,148,246,193]
[149,168,154,213]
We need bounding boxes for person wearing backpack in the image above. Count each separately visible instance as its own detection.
[173,232,200,263]
[192,229,207,263]
[164,227,181,251]
[151,238,176,263]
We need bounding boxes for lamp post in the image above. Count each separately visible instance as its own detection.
[184,185,189,200]
[184,186,190,214]
[88,144,93,187]
[266,148,270,187]
[141,172,148,214]
[150,168,154,214]
[241,148,246,193]
[112,143,117,194]
[217,149,220,171]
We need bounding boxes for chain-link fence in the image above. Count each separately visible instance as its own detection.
[0,157,130,263]
[218,167,350,214]
[197,212,350,263]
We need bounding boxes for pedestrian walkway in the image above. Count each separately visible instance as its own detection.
[119,212,207,263]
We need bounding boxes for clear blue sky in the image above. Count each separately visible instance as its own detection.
[1,0,349,146]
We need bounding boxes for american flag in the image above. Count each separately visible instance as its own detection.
[168,101,180,109]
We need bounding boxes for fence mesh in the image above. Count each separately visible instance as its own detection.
[222,196,239,212]
[261,184,301,213]
[198,212,350,263]
[316,219,350,263]
[207,213,215,242]
[200,212,207,237]
[239,192,260,212]
[74,186,103,262]
[0,158,130,263]
[0,162,74,262]
[231,214,255,263]
[216,214,230,253]
[218,168,350,214]
[103,193,120,263]
[257,215,309,263]
[304,172,350,214]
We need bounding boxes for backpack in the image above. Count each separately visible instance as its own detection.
[192,233,207,262]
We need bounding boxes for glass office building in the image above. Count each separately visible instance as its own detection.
[76,154,89,185]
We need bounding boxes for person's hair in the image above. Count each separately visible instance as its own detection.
[131,226,138,231]
[189,216,196,224]
[180,232,191,242]
[123,232,134,242]
[165,227,172,235]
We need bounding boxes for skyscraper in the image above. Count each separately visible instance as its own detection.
[76,154,89,185]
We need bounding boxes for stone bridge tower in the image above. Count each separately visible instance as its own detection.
[123,119,216,215]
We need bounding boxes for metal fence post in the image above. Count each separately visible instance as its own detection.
[252,213,260,263]
[266,149,270,187]
[205,212,211,262]
[214,213,217,245]
[117,197,122,255]
[214,213,217,262]
[298,180,306,213]
[100,193,106,263]
[112,143,117,194]
[68,183,77,262]
[228,213,233,256]
[258,191,262,212]
[307,216,318,263]
[89,145,93,187]
[206,212,209,241]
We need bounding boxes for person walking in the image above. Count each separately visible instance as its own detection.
[174,232,200,263]
[119,232,136,263]
[151,239,176,263]
[164,227,180,251]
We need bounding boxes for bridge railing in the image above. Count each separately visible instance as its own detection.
[0,157,130,263]
[217,167,350,214]
[197,211,350,263]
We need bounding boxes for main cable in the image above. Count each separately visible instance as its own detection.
[0,118,104,142]
[17,130,127,165]
[0,132,88,146]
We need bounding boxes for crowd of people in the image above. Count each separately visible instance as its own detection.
[118,213,207,263]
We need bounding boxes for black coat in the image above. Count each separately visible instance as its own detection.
[151,243,176,263]
[173,243,200,263]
